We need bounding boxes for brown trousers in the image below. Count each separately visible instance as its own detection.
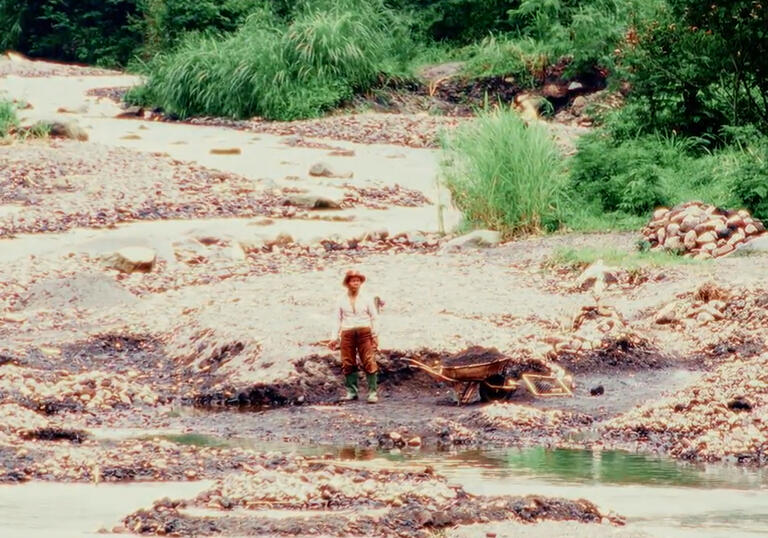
[340,327,378,375]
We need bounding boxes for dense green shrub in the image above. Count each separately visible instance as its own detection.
[567,127,768,224]
[460,36,545,86]
[621,0,768,136]
[0,0,143,66]
[386,0,516,42]
[457,0,663,82]
[440,107,566,236]
[507,0,630,76]
[620,11,726,136]
[131,0,414,120]
[568,132,733,216]
[669,0,768,130]
[715,132,768,221]
[0,0,278,65]
[139,0,274,55]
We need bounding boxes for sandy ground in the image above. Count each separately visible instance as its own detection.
[2,54,768,537]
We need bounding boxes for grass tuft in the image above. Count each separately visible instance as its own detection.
[548,246,701,271]
[0,99,19,137]
[440,107,567,238]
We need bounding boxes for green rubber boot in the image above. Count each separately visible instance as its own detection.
[341,373,359,401]
[366,372,379,403]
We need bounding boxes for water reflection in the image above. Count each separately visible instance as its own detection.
[425,447,767,490]
[145,432,768,491]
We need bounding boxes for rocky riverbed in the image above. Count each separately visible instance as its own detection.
[2,53,768,536]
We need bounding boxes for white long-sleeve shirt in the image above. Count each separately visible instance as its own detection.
[333,291,378,339]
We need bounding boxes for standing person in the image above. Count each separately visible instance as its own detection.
[329,270,379,403]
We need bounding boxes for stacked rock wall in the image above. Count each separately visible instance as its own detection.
[642,202,766,259]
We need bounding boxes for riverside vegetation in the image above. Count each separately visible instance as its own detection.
[3,0,767,238]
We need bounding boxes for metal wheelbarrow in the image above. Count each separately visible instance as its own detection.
[405,356,572,405]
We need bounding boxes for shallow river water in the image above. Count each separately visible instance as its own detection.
[1,440,765,537]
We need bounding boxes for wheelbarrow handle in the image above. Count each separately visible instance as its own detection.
[404,358,457,383]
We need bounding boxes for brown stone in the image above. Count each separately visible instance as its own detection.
[700,242,716,252]
[679,215,698,232]
[571,95,588,116]
[671,212,688,224]
[727,231,746,246]
[745,224,758,235]
[541,83,568,98]
[713,244,735,257]
[655,302,679,324]
[666,222,680,236]
[683,230,698,249]
[328,149,356,157]
[664,236,683,251]
[653,207,669,220]
[657,227,666,244]
[265,233,294,248]
[209,147,242,155]
[104,247,156,273]
[696,231,717,245]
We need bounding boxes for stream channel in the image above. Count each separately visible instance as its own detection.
[1,433,766,537]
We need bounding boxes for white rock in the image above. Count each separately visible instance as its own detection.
[308,162,353,179]
[440,230,501,251]
[735,234,768,254]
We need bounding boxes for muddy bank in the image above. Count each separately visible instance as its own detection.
[121,456,616,537]
[2,234,768,466]
[602,352,768,465]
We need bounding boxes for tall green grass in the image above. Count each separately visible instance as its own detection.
[130,0,413,121]
[0,99,19,137]
[440,107,567,237]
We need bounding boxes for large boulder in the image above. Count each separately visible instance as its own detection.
[104,246,157,273]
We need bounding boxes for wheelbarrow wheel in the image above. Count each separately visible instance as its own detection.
[479,374,510,402]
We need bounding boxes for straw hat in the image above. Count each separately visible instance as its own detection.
[343,270,366,286]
